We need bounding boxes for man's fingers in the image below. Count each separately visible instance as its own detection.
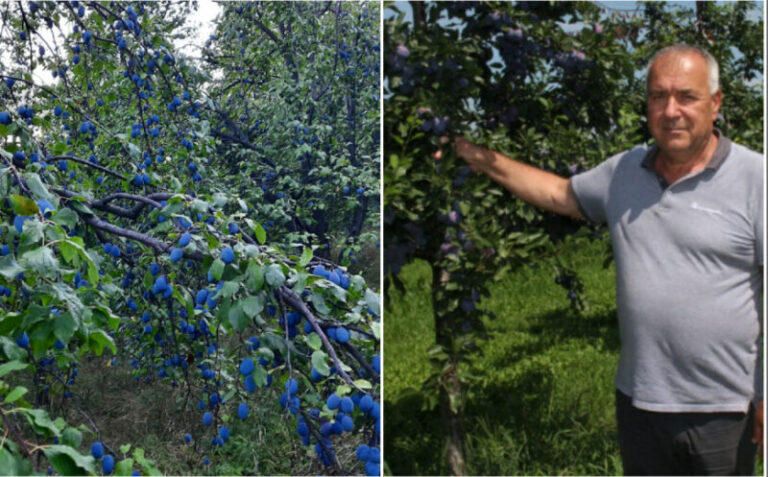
[752,401,764,460]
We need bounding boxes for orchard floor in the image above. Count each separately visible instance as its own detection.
[54,354,365,476]
[383,235,764,476]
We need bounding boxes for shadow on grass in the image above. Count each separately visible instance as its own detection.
[384,392,446,476]
[487,306,620,367]
[385,306,622,476]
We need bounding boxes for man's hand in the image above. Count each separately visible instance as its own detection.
[754,400,764,459]
[432,136,491,173]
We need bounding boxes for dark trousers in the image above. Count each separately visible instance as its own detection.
[616,390,757,476]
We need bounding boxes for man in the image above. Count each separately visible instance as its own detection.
[442,45,764,475]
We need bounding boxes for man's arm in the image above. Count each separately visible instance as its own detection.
[444,137,583,219]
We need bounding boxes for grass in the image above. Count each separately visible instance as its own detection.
[384,234,764,475]
[384,235,621,475]
[38,355,369,476]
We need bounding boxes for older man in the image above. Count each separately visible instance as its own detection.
[447,44,764,475]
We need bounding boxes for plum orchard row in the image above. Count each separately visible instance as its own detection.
[0,1,379,475]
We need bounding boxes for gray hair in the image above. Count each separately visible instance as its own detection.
[646,44,720,95]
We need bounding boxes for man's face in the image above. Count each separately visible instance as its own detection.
[647,52,721,158]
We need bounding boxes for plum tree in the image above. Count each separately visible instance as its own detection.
[201,2,380,268]
[0,1,380,475]
[384,1,762,474]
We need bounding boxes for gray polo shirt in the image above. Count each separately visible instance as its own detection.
[570,133,763,413]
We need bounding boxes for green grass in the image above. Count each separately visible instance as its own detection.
[385,234,765,475]
[384,235,623,476]
[45,357,368,476]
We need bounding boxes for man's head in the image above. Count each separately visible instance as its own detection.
[646,45,722,160]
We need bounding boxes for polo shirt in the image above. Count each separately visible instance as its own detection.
[570,132,764,413]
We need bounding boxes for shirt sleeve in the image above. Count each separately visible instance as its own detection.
[569,154,619,225]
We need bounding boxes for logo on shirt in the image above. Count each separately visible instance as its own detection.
[690,202,724,216]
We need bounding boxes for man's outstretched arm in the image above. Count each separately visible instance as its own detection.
[440,137,583,219]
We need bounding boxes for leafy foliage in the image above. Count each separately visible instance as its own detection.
[0,1,379,475]
[384,0,762,473]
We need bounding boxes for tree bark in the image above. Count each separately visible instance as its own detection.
[432,264,467,476]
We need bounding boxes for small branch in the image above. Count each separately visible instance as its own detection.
[93,193,163,210]
[47,155,126,181]
[275,286,362,392]
[0,408,35,469]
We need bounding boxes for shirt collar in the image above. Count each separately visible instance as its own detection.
[641,128,732,171]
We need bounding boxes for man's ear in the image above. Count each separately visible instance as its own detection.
[711,88,723,117]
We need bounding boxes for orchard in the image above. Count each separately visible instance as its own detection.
[0,1,380,476]
[384,1,762,475]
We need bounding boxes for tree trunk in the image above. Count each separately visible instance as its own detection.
[432,265,467,476]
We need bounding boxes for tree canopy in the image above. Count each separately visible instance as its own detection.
[1,1,380,475]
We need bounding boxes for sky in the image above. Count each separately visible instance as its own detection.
[178,0,222,59]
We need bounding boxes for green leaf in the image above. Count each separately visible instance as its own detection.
[4,386,28,403]
[20,246,59,279]
[114,458,134,476]
[299,247,312,267]
[46,283,85,320]
[59,241,80,266]
[0,256,24,280]
[260,333,288,357]
[20,408,60,436]
[0,447,33,476]
[311,350,330,376]
[209,259,225,281]
[9,194,38,215]
[242,295,264,317]
[20,219,44,247]
[265,264,285,287]
[252,364,268,387]
[119,445,132,455]
[218,281,239,299]
[68,200,93,215]
[61,427,83,449]
[190,199,209,214]
[0,360,30,378]
[254,223,267,244]
[353,379,373,390]
[246,262,264,292]
[365,289,380,315]
[42,445,96,476]
[51,208,78,229]
[53,313,77,343]
[0,336,25,361]
[23,173,54,201]
[306,332,322,351]
[227,304,248,332]
[87,329,116,356]
[310,292,330,315]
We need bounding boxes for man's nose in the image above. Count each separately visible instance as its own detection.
[662,96,682,118]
